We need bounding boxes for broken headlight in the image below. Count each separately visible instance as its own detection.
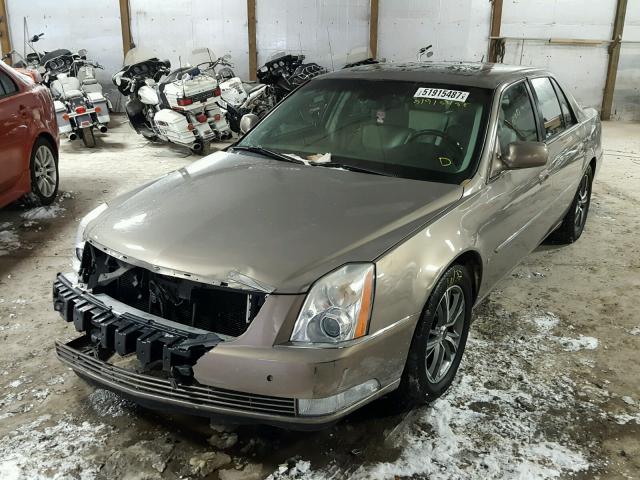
[72,203,107,271]
[290,263,374,344]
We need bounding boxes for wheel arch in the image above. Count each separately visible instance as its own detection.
[450,250,483,305]
[34,132,59,159]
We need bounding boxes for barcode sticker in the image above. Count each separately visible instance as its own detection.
[414,88,469,102]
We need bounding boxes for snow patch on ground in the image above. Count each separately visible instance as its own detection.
[0,223,20,256]
[276,306,599,480]
[529,311,560,332]
[557,335,599,352]
[20,205,65,221]
[0,414,109,480]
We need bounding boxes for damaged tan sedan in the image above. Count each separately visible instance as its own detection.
[53,63,601,428]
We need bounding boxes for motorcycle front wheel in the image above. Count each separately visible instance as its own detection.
[81,127,96,148]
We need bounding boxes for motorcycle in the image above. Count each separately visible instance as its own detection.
[192,48,275,134]
[112,48,231,154]
[256,52,327,103]
[43,50,111,148]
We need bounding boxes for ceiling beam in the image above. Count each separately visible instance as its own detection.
[601,0,628,120]
[0,0,12,65]
[369,0,379,58]
[119,0,133,58]
[247,0,257,80]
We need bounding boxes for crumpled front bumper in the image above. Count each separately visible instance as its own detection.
[52,273,404,428]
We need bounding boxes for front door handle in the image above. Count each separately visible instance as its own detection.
[538,171,550,183]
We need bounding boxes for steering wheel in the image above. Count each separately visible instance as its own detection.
[406,129,463,154]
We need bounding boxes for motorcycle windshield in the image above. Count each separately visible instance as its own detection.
[190,47,217,66]
[267,51,288,62]
[124,47,158,66]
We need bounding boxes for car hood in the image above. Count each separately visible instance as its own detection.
[86,151,463,293]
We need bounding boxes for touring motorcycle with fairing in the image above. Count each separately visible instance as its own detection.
[113,48,231,154]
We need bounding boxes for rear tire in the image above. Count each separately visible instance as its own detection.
[547,165,593,244]
[394,264,472,407]
[81,127,96,148]
[29,138,59,206]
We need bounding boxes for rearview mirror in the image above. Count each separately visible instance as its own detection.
[502,142,548,169]
[239,114,259,134]
[78,49,88,58]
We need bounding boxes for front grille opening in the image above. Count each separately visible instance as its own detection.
[80,244,267,337]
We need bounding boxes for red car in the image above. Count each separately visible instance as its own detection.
[0,61,59,208]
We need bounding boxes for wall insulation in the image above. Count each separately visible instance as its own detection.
[6,0,122,101]
[255,0,370,69]
[377,0,491,63]
[128,0,249,80]
[501,0,617,110]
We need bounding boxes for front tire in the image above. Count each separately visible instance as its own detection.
[30,138,59,206]
[547,165,593,244]
[395,264,472,406]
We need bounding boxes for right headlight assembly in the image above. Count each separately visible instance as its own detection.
[290,263,375,344]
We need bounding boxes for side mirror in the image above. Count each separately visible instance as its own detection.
[78,49,88,58]
[239,113,259,134]
[502,141,548,169]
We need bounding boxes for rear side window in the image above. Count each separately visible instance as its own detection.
[0,71,18,97]
[531,77,564,140]
[551,79,576,128]
[497,81,538,155]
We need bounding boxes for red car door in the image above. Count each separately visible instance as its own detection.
[0,67,31,194]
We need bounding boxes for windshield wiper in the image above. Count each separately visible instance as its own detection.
[231,146,305,164]
[315,162,390,177]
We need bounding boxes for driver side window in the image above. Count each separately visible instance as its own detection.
[497,81,538,156]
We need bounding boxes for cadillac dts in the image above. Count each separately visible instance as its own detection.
[52,62,601,428]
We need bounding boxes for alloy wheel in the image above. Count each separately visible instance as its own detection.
[574,173,590,231]
[425,285,466,383]
[34,145,57,199]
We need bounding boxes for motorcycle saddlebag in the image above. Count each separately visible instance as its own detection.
[54,100,72,134]
[86,92,110,125]
[154,109,195,146]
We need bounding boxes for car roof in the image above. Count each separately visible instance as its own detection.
[320,62,547,90]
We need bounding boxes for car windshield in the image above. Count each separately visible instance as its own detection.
[238,78,492,184]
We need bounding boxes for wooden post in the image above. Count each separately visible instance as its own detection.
[601,0,628,120]
[119,0,133,58]
[247,0,257,80]
[488,0,503,62]
[0,0,11,65]
[369,0,379,59]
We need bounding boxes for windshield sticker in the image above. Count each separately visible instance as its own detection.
[414,88,469,102]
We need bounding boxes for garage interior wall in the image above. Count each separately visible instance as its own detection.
[128,0,249,80]
[377,0,491,63]
[612,1,640,121]
[2,0,637,120]
[6,0,123,102]
[500,0,617,110]
[256,0,370,69]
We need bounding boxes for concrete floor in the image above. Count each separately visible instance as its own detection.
[0,117,638,480]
